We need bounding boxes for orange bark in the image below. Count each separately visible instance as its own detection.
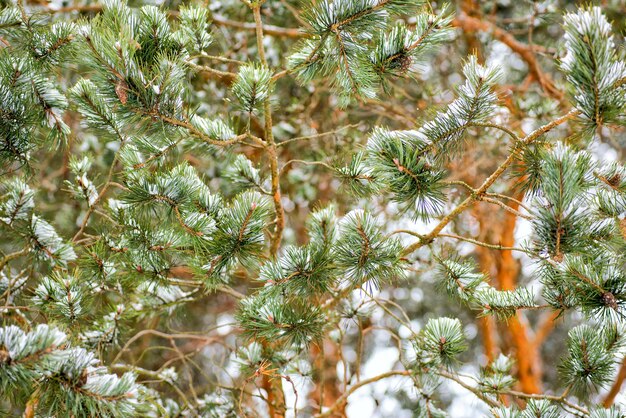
[478,316,498,363]
[495,199,543,394]
[24,397,38,418]
[263,374,286,418]
[603,356,626,407]
[473,192,543,394]
[309,339,346,416]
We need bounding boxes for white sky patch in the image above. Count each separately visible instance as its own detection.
[216,313,234,336]
[590,136,619,162]
[362,347,399,379]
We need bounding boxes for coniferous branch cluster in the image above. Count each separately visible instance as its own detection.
[0,0,625,416]
[289,0,453,104]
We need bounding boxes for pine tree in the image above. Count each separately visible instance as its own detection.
[1,0,626,417]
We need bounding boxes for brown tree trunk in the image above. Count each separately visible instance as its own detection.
[495,199,543,394]
[477,316,498,363]
[263,374,286,418]
[309,339,346,417]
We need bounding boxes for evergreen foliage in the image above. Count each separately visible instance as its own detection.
[0,0,625,416]
[561,7,626,135]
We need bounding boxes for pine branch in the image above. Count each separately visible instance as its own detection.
[453,13,565,104]
[561,7,626,131]
[498,390,589,416]
[417,55,501,158]
[252,4,284,257]
[0,248,29,272]
[402,108,580,256]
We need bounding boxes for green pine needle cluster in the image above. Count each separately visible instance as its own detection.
[561,6,626,135]
[289,0,451,104]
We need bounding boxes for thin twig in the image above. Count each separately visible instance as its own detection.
[280,159,334,176]
[276,124,360,147]
[0,248,29,272]
[314,371,411,417]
